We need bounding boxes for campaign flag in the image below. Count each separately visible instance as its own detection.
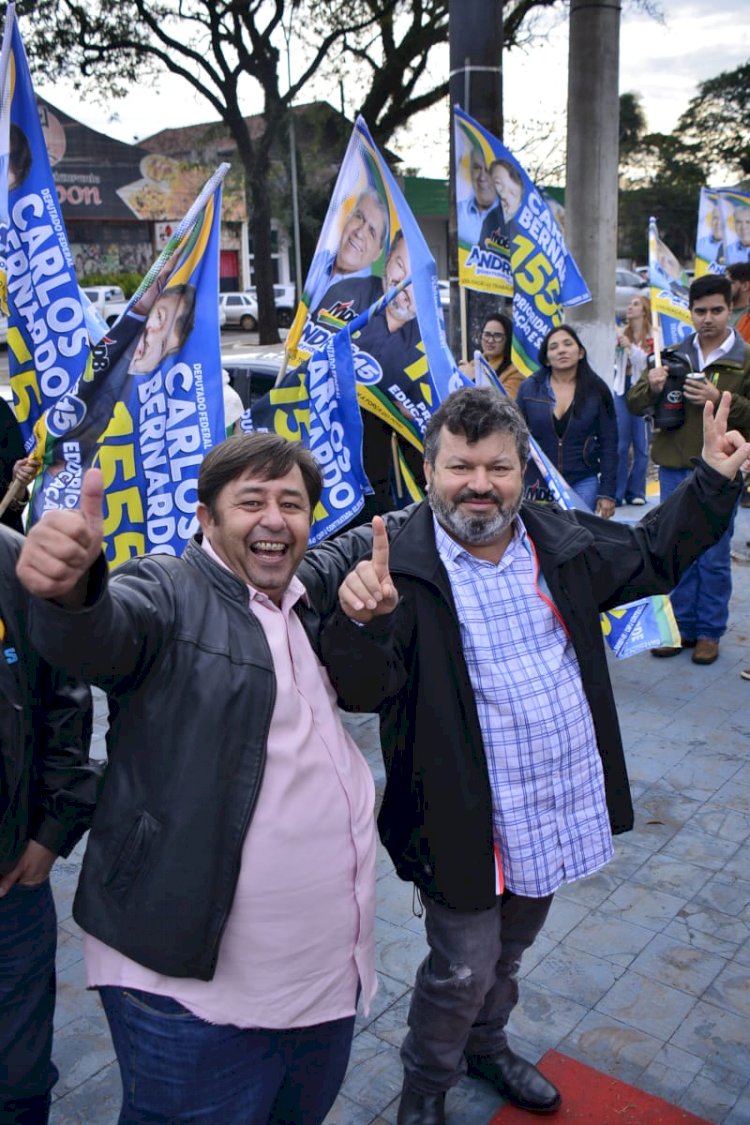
[285,115,461,443]
[648,218,692,349]
[718,189,750,266]
[0,3,92,452]
[474,353,680,658]
[29,177,226,566]
[245,319,371,544]
[694,188,727,278]
[454,107,590,375]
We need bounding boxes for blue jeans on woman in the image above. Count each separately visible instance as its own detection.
[99,986,356,1125]
[659,466,737,640]
[614,393,649,503]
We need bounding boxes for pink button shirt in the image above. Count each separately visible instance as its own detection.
[86,543,377,1028]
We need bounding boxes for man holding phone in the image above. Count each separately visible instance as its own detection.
[627,274,750,663]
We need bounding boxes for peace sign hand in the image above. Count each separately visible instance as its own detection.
[701,392,750,479]
[338,515,399,623]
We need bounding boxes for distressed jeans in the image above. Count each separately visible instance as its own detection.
[401,890,553,1093]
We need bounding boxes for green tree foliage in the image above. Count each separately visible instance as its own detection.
[677,62,750,179]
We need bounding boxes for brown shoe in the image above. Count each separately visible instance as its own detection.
[692,639,719,665]
[650,646,683,658]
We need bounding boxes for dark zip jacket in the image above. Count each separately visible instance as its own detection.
[27,536,326,980]
[301,460,739,912]
[516,367,618,500]
[0,527,98,878]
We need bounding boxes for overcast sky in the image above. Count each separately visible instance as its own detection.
[38,0,748,180]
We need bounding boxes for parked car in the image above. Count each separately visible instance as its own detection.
[221,348,283,410]
[0,315,7,347]
[82,284,129,326]
[219,291,259,331]
[615,268,648,317]
[245,284,297,328]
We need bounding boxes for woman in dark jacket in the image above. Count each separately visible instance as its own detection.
[516,324,618,516]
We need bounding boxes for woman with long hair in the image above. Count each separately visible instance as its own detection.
[614,294,653,506]
[516,324,618,516]
[460,312,524,398]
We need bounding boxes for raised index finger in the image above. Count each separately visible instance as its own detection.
[371,514,390,580]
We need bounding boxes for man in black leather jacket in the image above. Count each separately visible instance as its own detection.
[17,434,377,1125]
[0,526,97,1125]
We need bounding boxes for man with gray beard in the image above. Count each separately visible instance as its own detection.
[302,385,750,1125]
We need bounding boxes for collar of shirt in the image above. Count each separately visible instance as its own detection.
[200,535,308,614]
[432,511,527,573]
[693,328,736,371]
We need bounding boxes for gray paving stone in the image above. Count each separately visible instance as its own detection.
[505,980,589,1052]
[367,990,411,1049]
[634,784,705,846]
[563,909,655,967]
[661,824,742,871]
[628,932,726,996]
[374,917,427,987]
[337,1029,403,1115]
[595,971,698,1041]
[52,1015,116,1097]
[539,896,589,942]
[670,999,750,1074]
[559,1010,663,1084]
[704,962,750,1021]
[49,1061,120,1124]
[526,944,624,1008]
[723,1082,750,1125]
[630,853,714,900]
[598,881,687,932]
[355,970,411,1035]
[637,1041,704,1108]
[680,1066,747,1125]
[53,959,103,1032]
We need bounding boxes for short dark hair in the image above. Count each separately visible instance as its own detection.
[423,386,529,468]
[198,433,323,519]
[688,274,731,308]
[727,262,750,285]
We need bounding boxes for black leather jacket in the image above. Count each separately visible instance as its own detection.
[27,536,327,980]
[0,528,98,877]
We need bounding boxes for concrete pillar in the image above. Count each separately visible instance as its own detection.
[448,0,503,356]
[564,0,621,385]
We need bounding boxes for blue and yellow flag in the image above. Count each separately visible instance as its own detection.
[648,217,691,349]
[29,183,225,566]
[474,353,680,659]
[0,3,92,452]
[719,189,750,267]
[694,188,727,278]
[454,107,590,375]
[285,115,460,440]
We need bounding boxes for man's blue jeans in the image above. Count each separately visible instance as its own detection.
[99,986,356,1125]
[0,880,58,1124]
[659,466,737,640]
[614,393,649,503]
[401,891,553,1094]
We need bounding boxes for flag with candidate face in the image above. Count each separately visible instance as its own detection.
[648,217,692,348]
[285,115,461,439]
[29,184,225,566]
[454,107,590,375]
[694,188,727,278]
[0,3,92,452]
[718,189,750,267]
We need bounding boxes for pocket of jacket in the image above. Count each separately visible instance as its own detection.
[104,810,161,896]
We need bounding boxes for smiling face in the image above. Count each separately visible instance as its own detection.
[424,426,524,558]
[335,193,387,275]
[130,290,191,375]
[481,318,507,360]
[491,164,523,222]
[197,465,311,603]
[545,328,584,375]
[383,237,415,325]
[470,150,496,210]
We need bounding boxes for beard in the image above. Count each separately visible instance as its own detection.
[427,483,522,546]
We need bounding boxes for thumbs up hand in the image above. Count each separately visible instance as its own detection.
[338,515,399,624]
[16,469,105,604]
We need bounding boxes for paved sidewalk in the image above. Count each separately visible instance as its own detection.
[48,501,750,1124]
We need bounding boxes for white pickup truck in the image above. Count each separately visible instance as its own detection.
[82,284,130,326]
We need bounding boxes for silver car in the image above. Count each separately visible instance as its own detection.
[219,292,259,331]
[615,268,648,318]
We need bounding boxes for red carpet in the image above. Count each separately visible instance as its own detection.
[488,1051,713,1124]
